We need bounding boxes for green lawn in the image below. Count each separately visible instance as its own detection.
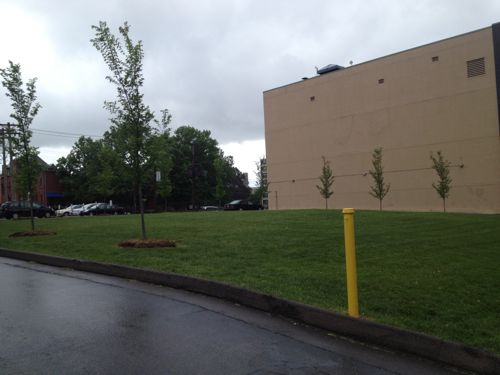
[1,210,499,354]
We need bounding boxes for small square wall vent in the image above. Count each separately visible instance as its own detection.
[467,57,485,78]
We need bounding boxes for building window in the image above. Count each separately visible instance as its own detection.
[467,57,485,78]
[378,78,384,84]
[432,56,439,62]
[310,96,315,101]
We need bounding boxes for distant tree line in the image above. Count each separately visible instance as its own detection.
[56,124,251,211]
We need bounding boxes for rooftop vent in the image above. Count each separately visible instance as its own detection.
[316,64,344,75]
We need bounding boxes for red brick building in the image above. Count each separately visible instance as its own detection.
[0,157,63,207]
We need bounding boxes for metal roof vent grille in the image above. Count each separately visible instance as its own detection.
[467,57,485,78]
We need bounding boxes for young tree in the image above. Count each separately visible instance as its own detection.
[430,151,452,212]
[253,157,268,207]
[316,156,334,209]
[0,61,42,231]
[91,21,157,239]
[369,147,390,211]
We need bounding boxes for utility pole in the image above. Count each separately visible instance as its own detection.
[191,142,196,210]
[1,128,7,202]
[0,122,18,201]
[6,123,15,200]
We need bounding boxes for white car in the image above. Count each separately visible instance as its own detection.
[56,204,84,217]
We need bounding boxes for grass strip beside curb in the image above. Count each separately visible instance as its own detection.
[1,247,499,375]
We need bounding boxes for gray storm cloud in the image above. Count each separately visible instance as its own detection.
[1,0,499,173]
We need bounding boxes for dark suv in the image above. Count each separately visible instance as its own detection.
[0,201,55,219]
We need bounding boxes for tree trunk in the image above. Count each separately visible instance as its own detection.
[379,199,382,211]
[138,184,147,240]
[443,198,446,213]
[29,196,35,231]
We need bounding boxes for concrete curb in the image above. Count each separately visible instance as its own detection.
[1,248,498,375]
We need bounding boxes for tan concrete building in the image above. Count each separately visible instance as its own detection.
[264,23,500,213]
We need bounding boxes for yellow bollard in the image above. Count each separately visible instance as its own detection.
[343,208,359,318]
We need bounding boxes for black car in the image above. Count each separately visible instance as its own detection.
[81,203,126,216]
[0,201,55,219]
[223,200,263,211]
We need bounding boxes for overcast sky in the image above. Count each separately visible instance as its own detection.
[1,0,499,185]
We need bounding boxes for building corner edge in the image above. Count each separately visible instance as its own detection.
[492,22,500,134]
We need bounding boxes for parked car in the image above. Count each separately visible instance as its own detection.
[81,203,126,216]
[200,205,219,211]
[0,201,55,219]
[71,204,86,216]
[223,200,263,211]
[56,204,84,217]
[79,203,98,216]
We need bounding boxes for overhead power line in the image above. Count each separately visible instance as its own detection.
[1,123,103,139]
[31,128,103,139]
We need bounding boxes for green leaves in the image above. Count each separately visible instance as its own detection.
[369,147,390,211]
[316,156,334,209]
[0,62,41,145]
[213,156,227,206]
[92,20,155,238]
[91,21,154,171]
[1,61,42,230]
[430,151,452,212]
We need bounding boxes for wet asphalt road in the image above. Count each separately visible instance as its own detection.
[0,257,460,375]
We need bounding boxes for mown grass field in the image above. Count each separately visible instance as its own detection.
[0,209,499,354]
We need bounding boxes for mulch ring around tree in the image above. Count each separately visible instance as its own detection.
[118,239,176,248]
[9,230,57,237]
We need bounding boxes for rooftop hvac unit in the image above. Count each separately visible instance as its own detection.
[317,64,344,75]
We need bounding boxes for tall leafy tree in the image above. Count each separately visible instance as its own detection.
[149,110,174,211]
[170,126,219,208]
[213,156,228,207]
[93,144,119,200]
[0,61,41,231]
[316,156,334,209]
[91,21,156,239]
[56,137,121,203]
[430,151,452,212]
[225,157,251,202]
[369,147,390,211]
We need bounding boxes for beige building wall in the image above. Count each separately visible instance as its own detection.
[264,27,500,213]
